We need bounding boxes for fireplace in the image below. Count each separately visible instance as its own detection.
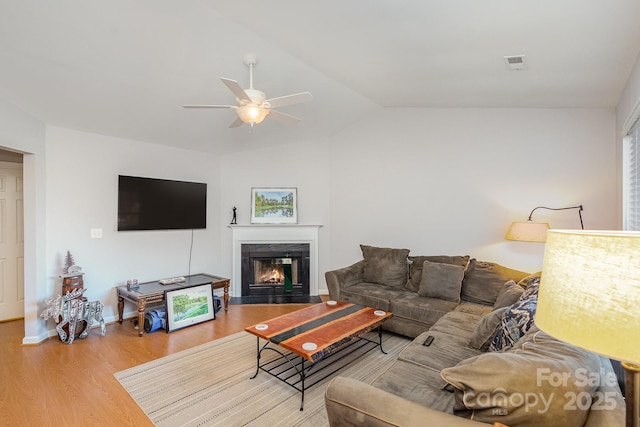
[241,243,310,302]
[230,224,322,303]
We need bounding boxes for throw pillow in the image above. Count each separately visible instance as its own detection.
[441,329,602,427]
[488,293,538,352]
[469,306,509,351]
[405,255,470,292]
[418,260,465,302]
[519,276,540,300]
[516,271,542,288]
[492,280,525,310]
[360,244,410,288]
[460,259,529,306]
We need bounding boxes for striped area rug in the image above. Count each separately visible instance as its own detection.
[115,331,410,426]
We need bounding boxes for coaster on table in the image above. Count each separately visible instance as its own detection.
[302,342,317,351]
[374,310,386,316]
[326,300,337,306]
[255,324,268,330]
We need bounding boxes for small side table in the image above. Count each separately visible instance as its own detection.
[116,273,230,336]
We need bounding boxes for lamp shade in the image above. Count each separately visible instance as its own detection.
[236,104,269,124]
[504,221,550,242]
[537,229,640,364]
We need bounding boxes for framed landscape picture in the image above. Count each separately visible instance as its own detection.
[251,187,298,224]
[165,283,215,332]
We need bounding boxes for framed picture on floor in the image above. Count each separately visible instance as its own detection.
[251,187,298,224]
[165,283,215,332]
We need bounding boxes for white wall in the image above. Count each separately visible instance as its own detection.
[616,51,640,227]
[617,51,640,136]
[0,98,47,343]
[220,107,618,286]
[218,138,332,291]
[43,127,222,338]
[328,108,617,273]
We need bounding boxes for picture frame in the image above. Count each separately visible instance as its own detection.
[251,187,298,224]
[165,283,215,332]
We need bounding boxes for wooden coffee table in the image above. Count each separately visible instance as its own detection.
[245,301,392,410]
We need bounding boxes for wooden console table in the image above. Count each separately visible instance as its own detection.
[116,273,230,336]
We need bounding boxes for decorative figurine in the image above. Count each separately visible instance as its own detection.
[62,250,76,274]
[40,288,106,344]
[60,250,84,296]
[230,206,237,224]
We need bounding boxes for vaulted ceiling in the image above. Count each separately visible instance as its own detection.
[1,0,639,154]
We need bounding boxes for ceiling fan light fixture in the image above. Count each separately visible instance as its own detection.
[236,104,269,125]
[183,53,312,129]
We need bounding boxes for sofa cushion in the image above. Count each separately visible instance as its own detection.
[371,358,456,412]
[428,310,482,340]
[405,255,470,292]
[388,293,458,328]
[418,261,465,302]
[399,330,483,374]
[488,292,538,352]
[360,244,410,287]
[452,302,493,317]
[340,282,401,311]
[460,259,529,305]
[492,279,524,310]
[469,306,508,351]
[441,329,602,427]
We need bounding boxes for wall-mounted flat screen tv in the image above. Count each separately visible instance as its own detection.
[117,175,207,231]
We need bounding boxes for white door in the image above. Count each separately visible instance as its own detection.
[0,162,24,321]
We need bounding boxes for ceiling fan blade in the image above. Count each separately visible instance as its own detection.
[265,92,313,108]
[268,109,301,125]
[182,104,234,109]
[221,78,252,103]
[229,117,244,128]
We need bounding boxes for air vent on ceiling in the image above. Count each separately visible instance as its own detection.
[504,55,527,71]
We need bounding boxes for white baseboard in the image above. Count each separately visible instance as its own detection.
[22,332,50,345]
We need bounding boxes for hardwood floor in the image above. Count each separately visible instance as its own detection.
[0,303,321,426]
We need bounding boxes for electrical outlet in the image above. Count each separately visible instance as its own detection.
[91,228,103,239]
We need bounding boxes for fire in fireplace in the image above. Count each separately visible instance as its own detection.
[258,265,284,284]
[254,258,299,285]
[241,243,310,302]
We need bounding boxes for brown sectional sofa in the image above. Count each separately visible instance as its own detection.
[325,246,530,338]
[323,245,626,426]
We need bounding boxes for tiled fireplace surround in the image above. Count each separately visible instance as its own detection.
[230,225,321,299]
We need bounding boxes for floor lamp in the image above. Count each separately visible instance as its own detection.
[536,230,640,427]
[504,205,584,242]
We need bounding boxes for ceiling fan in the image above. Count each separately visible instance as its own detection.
[183,53,313,129]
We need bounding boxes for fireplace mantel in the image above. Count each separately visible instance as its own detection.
[229,225,321,297]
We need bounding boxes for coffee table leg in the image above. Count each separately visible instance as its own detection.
[250,337,261,379]
[378,326,387,354]
[300,359,305,411]
[248,338,307,410]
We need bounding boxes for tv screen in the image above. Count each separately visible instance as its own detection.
[117,175,207,231]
